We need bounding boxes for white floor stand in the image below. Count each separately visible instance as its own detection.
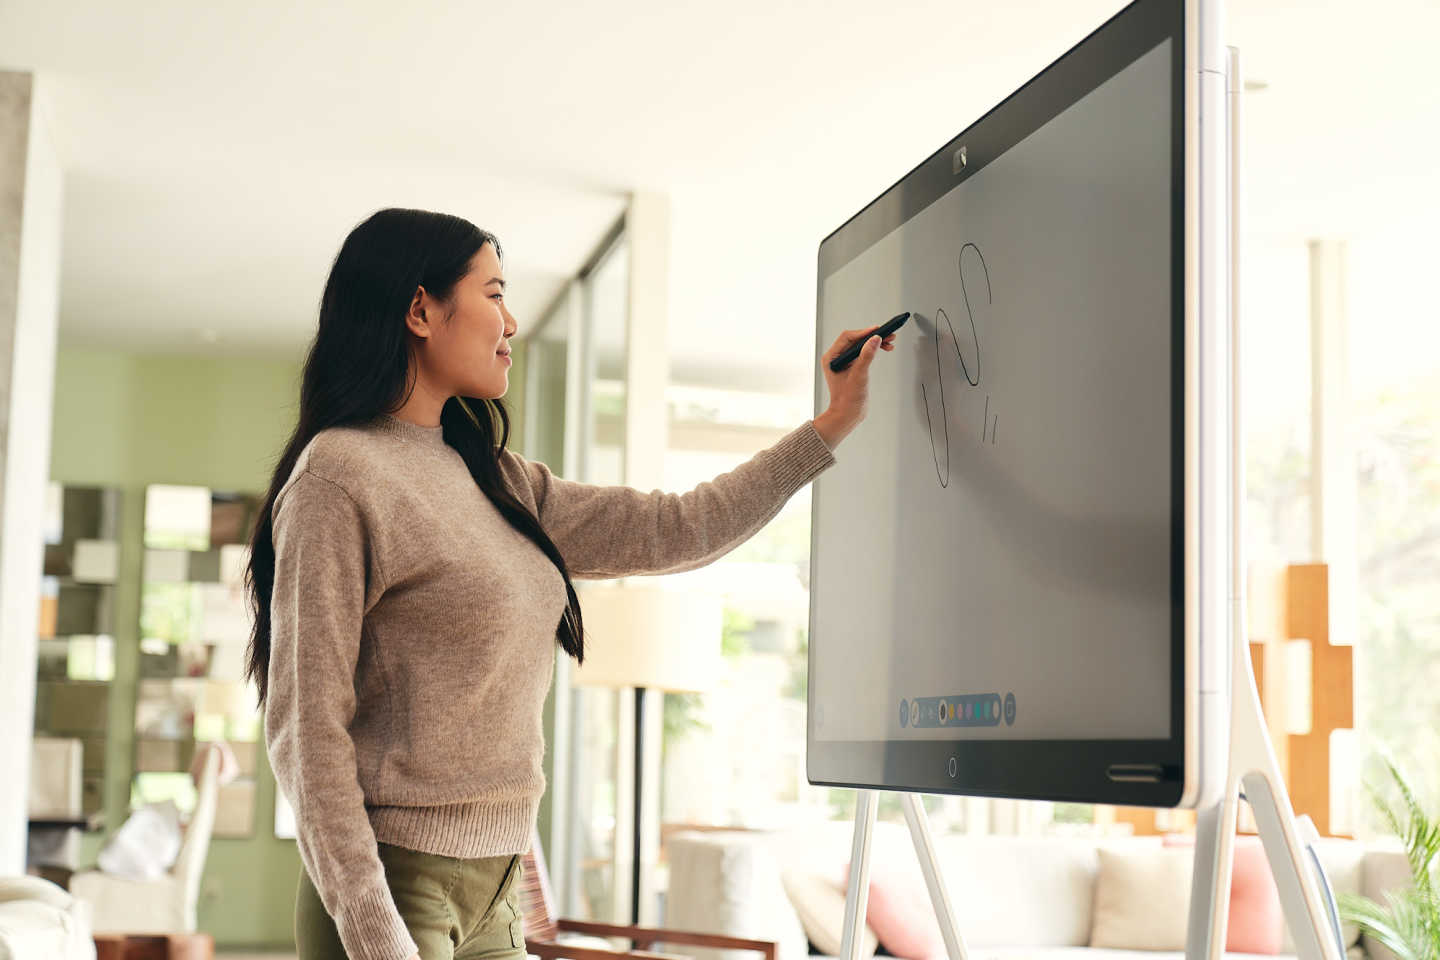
[838,45,1346,960]
[1184,45,1345,960]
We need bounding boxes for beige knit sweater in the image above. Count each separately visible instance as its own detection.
[264,412,837,960]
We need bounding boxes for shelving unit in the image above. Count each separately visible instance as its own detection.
[130,484,264,838]
[33,483,125,829]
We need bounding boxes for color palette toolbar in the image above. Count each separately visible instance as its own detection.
[899,693,1010,728]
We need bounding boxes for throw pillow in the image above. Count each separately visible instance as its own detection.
[780,867,879,958]
[840,854,946,960]
[1163,833,1283,954]
[1090,846,1193,950]
[1227,837,1285,954]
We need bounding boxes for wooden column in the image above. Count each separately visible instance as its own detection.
[1284,564,1352,837]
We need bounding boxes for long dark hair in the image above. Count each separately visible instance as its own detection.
[243,207,584,707]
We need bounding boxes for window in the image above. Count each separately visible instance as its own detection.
[568,232,629,922]
[1350,237,1440,832]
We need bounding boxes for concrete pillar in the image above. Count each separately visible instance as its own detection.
[0,70,64,875]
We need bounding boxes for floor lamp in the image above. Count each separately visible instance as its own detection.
[571,582,722,926]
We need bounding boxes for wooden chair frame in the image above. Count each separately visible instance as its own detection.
[518,827,777,960]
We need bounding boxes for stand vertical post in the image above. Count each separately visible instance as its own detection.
[1184,45,1344,960]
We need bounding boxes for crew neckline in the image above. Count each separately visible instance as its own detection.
[374,413,447,449]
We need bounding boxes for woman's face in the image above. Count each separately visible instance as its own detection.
[410,242,517,400]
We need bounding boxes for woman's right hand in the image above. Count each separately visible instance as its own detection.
[816,326,897,448]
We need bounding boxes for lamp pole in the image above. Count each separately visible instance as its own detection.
[631,685,645,927]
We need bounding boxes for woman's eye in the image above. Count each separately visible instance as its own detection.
[491,294,504,300]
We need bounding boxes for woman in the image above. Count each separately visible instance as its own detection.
[242,208,894,960]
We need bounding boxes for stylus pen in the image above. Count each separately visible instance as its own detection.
[829,311,911,372]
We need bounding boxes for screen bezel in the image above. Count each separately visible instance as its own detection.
[807,0,1188,806]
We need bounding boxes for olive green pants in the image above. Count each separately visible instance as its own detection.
[295,842,527,960]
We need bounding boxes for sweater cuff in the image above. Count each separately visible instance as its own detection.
[766,419,839,497]
[336,885,418,960]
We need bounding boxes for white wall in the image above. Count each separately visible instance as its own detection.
[0,69,63,875]
[665,184,824,397]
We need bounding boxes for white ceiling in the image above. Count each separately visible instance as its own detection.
[2,0,1436,392]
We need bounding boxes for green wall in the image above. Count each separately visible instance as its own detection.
[47,345,545,948]
[51,348,307,947]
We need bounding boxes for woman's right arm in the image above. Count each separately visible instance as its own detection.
[267,470,419,960]
[495,419,837,580]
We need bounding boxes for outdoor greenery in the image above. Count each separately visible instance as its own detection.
[138,581,200,645]
[661,606,754,746]
[828,787,944,823]
[1248,372,1440,838]
[1356,380,1440,824]
[783,626,807,701]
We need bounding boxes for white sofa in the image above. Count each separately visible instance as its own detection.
[660,820,1412,960]
[0,875,95,960]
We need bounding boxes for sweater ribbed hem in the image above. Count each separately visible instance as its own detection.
[335,884,418,960]
[367,792,540,859]
[766,419,839,495]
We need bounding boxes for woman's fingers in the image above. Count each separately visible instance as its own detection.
[826,329,869,359]
[827,328,897,360]
[829,331,852,352]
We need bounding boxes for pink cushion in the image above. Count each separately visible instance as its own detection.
[840,854,945,960]
[1163,834,1283,954]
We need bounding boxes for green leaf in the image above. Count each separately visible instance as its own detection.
[1338,891,1429,960]
[1381,757,1440,900]
[1344,753,1440,960]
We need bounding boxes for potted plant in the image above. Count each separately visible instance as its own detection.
[1338,756,1439,960]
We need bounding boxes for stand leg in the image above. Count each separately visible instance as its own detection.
[901,794,968,960]
[1186,783,1239,960]
[841,791,969,960]
[1240,770,1343,960]
[841,791,878,960]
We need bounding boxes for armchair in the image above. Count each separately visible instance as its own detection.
[69,744,225,934]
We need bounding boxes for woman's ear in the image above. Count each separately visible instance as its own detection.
[405,287,431,341]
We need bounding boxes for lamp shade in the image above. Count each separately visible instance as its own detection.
[570,584,722,693]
